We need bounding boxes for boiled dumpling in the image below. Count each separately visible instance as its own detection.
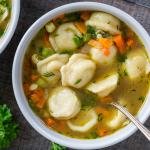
[86,73,119,97]
[67,109,98,132]
[106,109,126,129]
[49,23,82,52]
[48,87,81,119]
[61,54,96,88]
[125,49,149,79]
[0,4,8,23]
[90,45,117,65]
[86,12,120,35]
[37,54,69,85]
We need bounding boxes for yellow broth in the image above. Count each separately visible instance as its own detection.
[23,11,150,139]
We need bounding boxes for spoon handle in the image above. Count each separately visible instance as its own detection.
[111,102,150,141]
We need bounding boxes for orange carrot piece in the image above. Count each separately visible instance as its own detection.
[113,34,126,54]
[102,48,110,56]
[74,21,87,34]
[88,39,101,49]
[44,32,51,47]
[97,128,108,137]
[23,83,30,96]
[36,98,46,109]
[100,96,113,104]
[80,11,91,21]
[31,74,39,81]
[30,93,40,103]
[45,118,55,127]
[98,38,113,49]
[95,107,109,116]
[127,39,134,47]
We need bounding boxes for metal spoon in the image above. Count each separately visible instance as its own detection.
[110,102,150,141]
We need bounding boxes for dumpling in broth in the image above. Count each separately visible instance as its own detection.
[49,22,82,52]
[61,54,96,88]
[86,12,121,35]
[37,54,69,85]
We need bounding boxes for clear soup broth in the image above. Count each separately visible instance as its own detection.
[23,11,150,139]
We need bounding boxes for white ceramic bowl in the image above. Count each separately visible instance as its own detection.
[0,0,20,54]
[12,2,150,149]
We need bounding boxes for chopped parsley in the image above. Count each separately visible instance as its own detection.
[117,54,127,62]
[73,35,84,47]
[74,79,82,85]
[138,96,145,102]
[87,25,97,39]
[43,72,55,77]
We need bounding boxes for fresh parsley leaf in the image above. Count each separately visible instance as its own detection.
[87,25,97,39]
[0,28,4,37]
[77,90,98,110]
[0,105,19,149]
[117,54,127,62]
[51,142,67,150]
[98,113,103,121]
[138,96,145,102]
[73,35,84,47]
[43,72,55,77]
[65,12,80,21]
[74,79,82,85]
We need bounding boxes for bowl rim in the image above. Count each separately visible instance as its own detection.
[0,0,20,54]
[12,2,150,149]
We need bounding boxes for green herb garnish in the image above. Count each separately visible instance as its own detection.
[77,90,97,110]
[87,131,99,139]
[0,104,19,149]
[117,54,127,62]
[138,96,145,102]
[0,28,4,37]
[65,12,80,21]
[98,113,103,121]
[87,25,97,39]
[73,35,84,47]
[74,79,82,85]
[51,142,67,150]
[43,72,55,77]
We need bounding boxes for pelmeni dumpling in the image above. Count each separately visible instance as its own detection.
[86,12,120,35]
[61,54,96,88]
[90,45,117,65]
[106,109,126,129]
[49,23,82,52]
[48,87,81,119]
[86,73,119,97]
[37,54,69,85]
[67,109,98,132]
[0,4,8,23]
[125,49,149,79]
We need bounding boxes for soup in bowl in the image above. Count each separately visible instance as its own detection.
[12,2,150,149]
[0,0,20,53]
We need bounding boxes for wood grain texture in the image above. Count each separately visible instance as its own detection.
[0,0,149,150]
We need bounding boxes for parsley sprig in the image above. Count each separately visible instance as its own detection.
[0,105,19,149]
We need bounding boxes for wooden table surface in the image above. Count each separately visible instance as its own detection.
[0,0,150,149]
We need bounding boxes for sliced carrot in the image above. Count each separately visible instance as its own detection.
[113,34,126,54]
[44,32,51,47]
[45,118,56,127]
[31,74,39,81]
[36,98,46,109]
[80,11,91,21]
[30,93,40,103]
[127,39,134,47]
[97,128,108,137]
[74,21,87,34]
[88,39,101,49]
[23,83,30,96]
[95,107,109,116]
[102,48,110,56]
[100,96,113,104]
[98,38,113,49]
